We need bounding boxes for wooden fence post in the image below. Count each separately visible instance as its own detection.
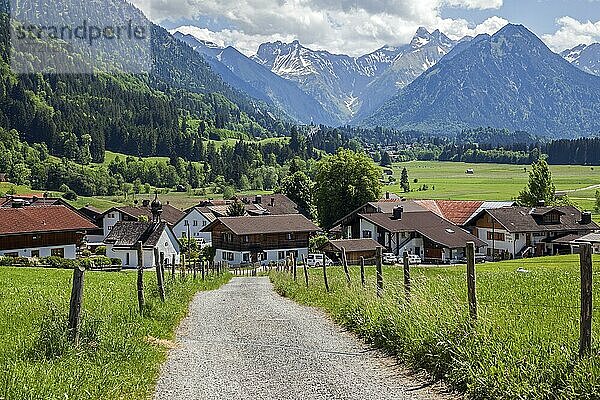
[181,254,186,279]
[360,256,366,288]
[136,241,145,315]
[580,242,593,357]
[376,247,383,298]
[322,253,330,293]
[293,255,298,282]
[201,260,206,280]
[403,251,411,303]
[342,247,351,285]
[159,252,165,283]
[466,242,477,321]
[154,249,165,302]
[302,254,309,287]
[193,260,197,280]
[67,265,85,345]
[171,254,176,279]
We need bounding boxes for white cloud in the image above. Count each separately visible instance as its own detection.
[132,0,508,56]
[542,16,600,52]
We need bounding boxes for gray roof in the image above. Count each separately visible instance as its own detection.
[360,211,486,249]
[104,221,169,248]
[576,232,600,243]
[485,206,598,233]
[323,239,383,253]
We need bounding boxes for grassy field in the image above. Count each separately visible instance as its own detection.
[384,161,600,208]
[271,255,600,399]
[0,267,230,400]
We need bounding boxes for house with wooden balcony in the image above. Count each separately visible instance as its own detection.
[202,214,320,265]
[469,205,599,259]
[0,205,98,259]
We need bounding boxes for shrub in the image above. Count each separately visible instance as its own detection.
[81,250,92,258]
[39,257,78,269]
[110,258,122,266]
[95,246,106,256]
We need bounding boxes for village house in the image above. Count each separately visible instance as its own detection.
[576,233,600,254]
[319,238,383,265]
[202,214,320,266]
[100,198,184,240]
[174,194,302,246]
[334,199,486,263]
[104,197,180,268]
[470,205,599,259]
[0,205,98,259]
[172,206,216,245]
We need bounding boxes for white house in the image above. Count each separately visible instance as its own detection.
[0,205,98,259]
[471,206,598,259]
[104,221,180,268]
[172,206,216,245]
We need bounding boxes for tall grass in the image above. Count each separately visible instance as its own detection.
[0,267,230,400]
[271,255,600,399]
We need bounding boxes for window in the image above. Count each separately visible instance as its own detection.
[126,253,130,265]
[51,248,65,258]
[182,232,187,238]
[108,213,115,218]
[4,252,18,258]
[193,220,198,227]
[222,252,234,261]
[203,220,207,227]
[401,232,406,238]
[287,233,294,240]
[243,235,249,243]
[184,220,189,226]
[31,250,40,258]
[515,233,520,240]
[108,226,113,231]
[362,230,372,239]
[487,232,505,242]
[278,251,285,260]
[222,232,232,242]
[262,252,268,261]
[243,253,250,262]
[543,213,560,224]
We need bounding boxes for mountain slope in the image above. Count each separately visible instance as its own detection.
[355,28,457,120]
[254,28,457,123]
[172,32,339,125]
[561,43,600,76]
[362,24,600,138]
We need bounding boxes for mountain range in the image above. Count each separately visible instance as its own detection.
[362,24,600,137]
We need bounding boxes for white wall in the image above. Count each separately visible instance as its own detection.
[0,245,77,259]
[215,247,309,266]
[172,209,212,244]
[103,210,122,238]
[107,228,181,269]
[359,219,378,241]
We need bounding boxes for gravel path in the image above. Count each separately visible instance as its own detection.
[154,277,456,400]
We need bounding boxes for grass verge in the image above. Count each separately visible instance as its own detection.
[0,267,230,400]
[271,255,600,399]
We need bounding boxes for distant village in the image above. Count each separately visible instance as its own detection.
[1,191,599,268]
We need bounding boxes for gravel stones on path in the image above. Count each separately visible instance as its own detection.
[154,277,457,400]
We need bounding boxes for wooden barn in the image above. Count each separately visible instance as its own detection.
[320,238,383,265]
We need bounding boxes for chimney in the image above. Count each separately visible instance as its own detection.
[270,197,275,207]
[385,192,390,200]
[142,199,150,207]
[580,212,592,225]
[393,206,404,220]
[255,195,262,204]
[11,199,24,208]
[537,200,546,207]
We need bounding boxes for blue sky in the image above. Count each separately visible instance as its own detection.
[132,0,600,56]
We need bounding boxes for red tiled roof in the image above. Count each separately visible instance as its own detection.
[435,200,484,225]
[0,205,98,235]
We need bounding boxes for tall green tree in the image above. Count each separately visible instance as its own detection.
[595,190,600,213]
[279,171,315,218]
[314,149,382,228]
[227,200,246,217]
[400,167,410,193]
[518,158,556,206]
[380,151,392,167]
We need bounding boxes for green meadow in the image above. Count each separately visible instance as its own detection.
[0,267,230,400]
[272,255,600,399]
[385,161,600,203]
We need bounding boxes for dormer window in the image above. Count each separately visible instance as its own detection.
[543,213,561,224]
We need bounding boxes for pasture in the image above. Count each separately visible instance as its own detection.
[384,161,600,211]
[0,267,230,400]
[272,255,600,399]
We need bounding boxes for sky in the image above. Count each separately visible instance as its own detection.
[130,0,600,56]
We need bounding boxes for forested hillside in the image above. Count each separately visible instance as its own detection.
[0,0,290,165]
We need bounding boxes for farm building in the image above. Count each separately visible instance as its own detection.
[319,239,383,265]
[470,206,599,259]
[173,206,216,245]
[0,205,98,259]
[576,233,600,254]
[104,198,180,268]
[202,214,320,266]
